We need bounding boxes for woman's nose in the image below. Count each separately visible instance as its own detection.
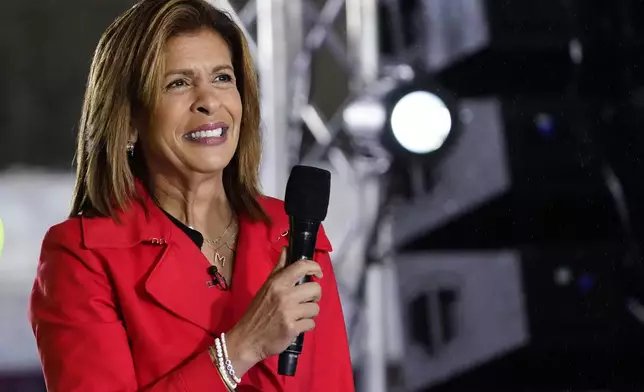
[192,87,222,115]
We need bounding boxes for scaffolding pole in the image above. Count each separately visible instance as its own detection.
[256,0,304,198]
[346,1,390,392]
[346,0,380,91]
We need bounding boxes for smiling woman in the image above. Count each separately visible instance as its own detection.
[27,1,354,391]
[146,30,242,177]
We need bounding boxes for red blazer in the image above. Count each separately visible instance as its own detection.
[29,183,355,391]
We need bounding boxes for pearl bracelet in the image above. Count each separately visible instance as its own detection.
[208,332,243,390]
[208,345,235,392]
[208,345,235,391]
[220,333,242,383]
[213,339,237,389]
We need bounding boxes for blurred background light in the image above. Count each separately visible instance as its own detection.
[390,90,452,154]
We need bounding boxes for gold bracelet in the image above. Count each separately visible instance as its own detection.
[208,345,236,391]
[208,345,236,392]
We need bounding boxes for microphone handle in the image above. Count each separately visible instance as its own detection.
[277,218,320,376]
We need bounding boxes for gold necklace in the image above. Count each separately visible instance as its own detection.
[203,218,237,268]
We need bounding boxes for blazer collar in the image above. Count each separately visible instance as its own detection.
[259,196,333,253]
[80,180,173,250]
[79,180,333,252]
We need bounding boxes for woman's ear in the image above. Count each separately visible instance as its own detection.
[129,131,138,144]
[129,118,140,143]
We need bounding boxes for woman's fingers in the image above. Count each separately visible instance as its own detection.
[278,259,323,284]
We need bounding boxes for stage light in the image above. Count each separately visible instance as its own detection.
[342,97,387,139]
[390,90,453,154]
[381,74,460,160]
[342,69,460,160]
[534,113,555,138]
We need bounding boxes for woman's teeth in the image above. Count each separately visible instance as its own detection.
[186,128,224,139]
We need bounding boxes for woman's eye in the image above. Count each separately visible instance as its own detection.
[215,74,234,83]
[167,79,188,89]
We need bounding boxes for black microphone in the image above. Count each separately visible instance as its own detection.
[277,165,331,376]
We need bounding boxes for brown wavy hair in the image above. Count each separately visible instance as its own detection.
[70,0,267,222]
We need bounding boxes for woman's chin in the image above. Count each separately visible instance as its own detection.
[184,158,232,175]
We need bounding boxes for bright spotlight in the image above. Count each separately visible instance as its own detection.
[341,71,459,161]
[390,91,453,154]
[343,97,387,138]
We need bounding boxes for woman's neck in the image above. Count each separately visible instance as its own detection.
[151,172,233,236]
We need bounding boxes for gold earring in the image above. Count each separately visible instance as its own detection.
[126,141,135,157]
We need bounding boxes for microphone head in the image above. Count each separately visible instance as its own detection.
[284,165,331,221]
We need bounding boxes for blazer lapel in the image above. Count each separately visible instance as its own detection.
[144,232,226,333]
[82,180,227,334]
[229,215,275,322]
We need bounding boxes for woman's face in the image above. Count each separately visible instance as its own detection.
[138,28,242,179]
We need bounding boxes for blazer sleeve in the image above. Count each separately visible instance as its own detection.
[312,249,356,391]
[28,223,230,392]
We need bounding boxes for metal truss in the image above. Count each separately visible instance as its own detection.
[212,1,398,391]
[232,0,389,183]
[252,2,399,392]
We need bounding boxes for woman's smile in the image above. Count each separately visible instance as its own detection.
[183,122,230,145]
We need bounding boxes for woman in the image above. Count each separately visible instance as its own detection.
[28,0,354,391]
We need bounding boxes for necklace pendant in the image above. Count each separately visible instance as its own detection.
[215,251,226,267]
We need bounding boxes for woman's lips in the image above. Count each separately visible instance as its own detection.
[183,123,229,145]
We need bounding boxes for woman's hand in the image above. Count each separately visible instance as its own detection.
[224,247,324,376]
